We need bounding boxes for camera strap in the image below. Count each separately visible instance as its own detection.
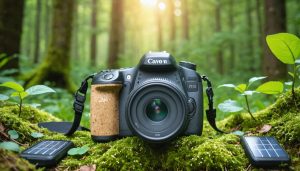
[64,74,96,136]
[201,76,226,133]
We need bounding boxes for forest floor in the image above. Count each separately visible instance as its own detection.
[0,88,300,170]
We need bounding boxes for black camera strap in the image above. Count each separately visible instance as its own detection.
[64,74,95,136]
[201,76,225,133]
[38,74,95,135]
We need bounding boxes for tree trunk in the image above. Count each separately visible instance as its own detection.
[182,0,189,40]
[263,0,287,80]
[90,0,98,67]
[228,0,235,72]
[168,0,176,51]
[256,0,263,70]
[215,0,224,75]
[0,0,24,72]
[44,0,51,53]
[26,0,75,92]
[71,0,79,60]
[33,0,42,64]
[246,0,255,71]
[157,9,163,50]
[107,0,124,69]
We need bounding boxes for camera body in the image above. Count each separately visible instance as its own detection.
[90,52,203,143]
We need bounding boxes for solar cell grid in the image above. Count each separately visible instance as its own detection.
[23,140,69,156]
[245,137,287,158]
[241,136,290,167]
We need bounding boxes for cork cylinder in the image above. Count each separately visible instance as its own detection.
[90,84,122,142]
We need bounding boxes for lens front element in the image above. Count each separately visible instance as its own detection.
[146,99,168,122]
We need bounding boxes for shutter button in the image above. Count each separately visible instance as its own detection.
[104,73,114,80]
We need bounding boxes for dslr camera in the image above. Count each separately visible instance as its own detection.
[90,52,204,143]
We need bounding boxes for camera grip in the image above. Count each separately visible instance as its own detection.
[90,84,122,141]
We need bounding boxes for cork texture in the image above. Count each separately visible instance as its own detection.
[90,84,122,136]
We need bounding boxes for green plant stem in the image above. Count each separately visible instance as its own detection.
[19,97,22,117]
[244,95,256,121]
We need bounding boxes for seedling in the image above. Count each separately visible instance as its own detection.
[266,33,300,99]
[218,76,283,120]
[0,81,55,116]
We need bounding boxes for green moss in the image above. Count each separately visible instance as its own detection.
[0,149,36,171]
[163,135,247,170]
[0,88,300,170]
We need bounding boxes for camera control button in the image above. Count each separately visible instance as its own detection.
[103,73,114,80]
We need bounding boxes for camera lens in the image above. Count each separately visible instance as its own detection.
[126,81,189,143]
[146,99,168,122]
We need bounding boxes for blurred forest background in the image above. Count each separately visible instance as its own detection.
[0,0,300,126]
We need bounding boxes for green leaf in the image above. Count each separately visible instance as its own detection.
[288,72,294,78]
[25,85,55,95]
[218,84,236,88]
[266,33,300,64]
[30,132,44,138]
[0,94,9,100]
[0,81,24,92]
[68,145,89,156]
[29,103,41,108]
[241,90,258,96]
[218,99,243,113]
[235,84,247,93]
[295,59,300,64]
[78,145,89,155]
[256,81,284,94]
[248,76,267,86]
[285,81,293,86]
[0,142,20,152]
[10,91,28,99]
[8,130,19,140]
[232,130,244,136]
[67,148,79,155]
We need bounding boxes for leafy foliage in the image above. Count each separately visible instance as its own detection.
[266,33,300,99]
[218,76,283,120]
[0,81,55,116]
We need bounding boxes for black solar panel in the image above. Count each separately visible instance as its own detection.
[20,140,73,167]
[241,136,290,167]
[22,140,69,156]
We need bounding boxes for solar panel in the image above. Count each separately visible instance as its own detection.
[241,136,290,168]
[20,140,73,167]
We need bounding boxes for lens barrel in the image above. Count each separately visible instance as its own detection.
[126,81,189,143]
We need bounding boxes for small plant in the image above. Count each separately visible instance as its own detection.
[30,132,44,138]
[218,76,283,120]
[68,145,89,156]
[0,81,55,116]
[0,141,20,153]
[266,33,300,99]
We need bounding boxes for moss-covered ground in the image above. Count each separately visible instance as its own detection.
[0,88,300,170]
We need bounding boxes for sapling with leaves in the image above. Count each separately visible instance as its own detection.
[0,81,55,116]
[218,77,283,120]
[266,33,300,99]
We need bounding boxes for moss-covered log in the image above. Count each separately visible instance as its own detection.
[0,89,300,170]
